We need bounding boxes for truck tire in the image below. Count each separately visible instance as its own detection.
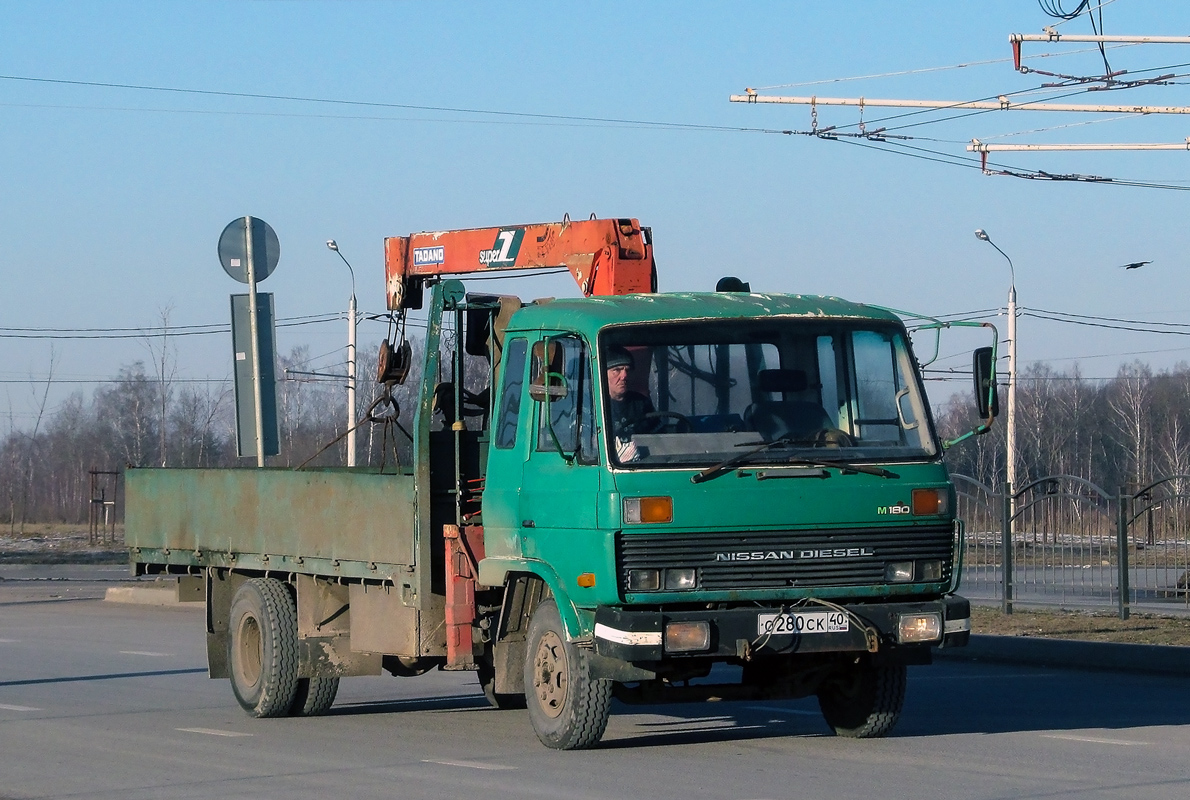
[816,657,905,738]
[289,677,339,716]
[228,578,300,718]
[523,600,611,750]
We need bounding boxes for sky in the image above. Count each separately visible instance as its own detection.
[4,0,1190,429]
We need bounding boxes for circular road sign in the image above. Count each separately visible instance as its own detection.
[218,216,280,284]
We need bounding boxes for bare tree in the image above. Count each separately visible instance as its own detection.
[1108,361,1153,492]
[141,305,177,467]
[18,347,57,534]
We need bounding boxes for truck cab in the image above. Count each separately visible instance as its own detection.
[461,289,971,747]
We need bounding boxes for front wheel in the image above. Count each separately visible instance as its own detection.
[523,600,611,750]
[816,657,905,738]
[228,578,300,718]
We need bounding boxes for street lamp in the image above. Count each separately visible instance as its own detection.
[974,229,1018,506]
[326,239,358,468]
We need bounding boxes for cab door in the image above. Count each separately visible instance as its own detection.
[482,336,530,561]
[517,334,606,581]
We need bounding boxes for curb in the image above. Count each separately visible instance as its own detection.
[104,586,202,607]
[936,634,1190,676]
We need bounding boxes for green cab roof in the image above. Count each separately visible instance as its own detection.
[504,292,905,338]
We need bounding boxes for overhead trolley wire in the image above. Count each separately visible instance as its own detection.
[0,311,398,340]
[0,74,796,136]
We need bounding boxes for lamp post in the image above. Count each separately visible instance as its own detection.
[974,229,1018,505]
[326,239,358,467]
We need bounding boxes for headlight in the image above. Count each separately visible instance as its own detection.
[627,569,660,591]
[919,559,943,582]
[897,612,942,643]
[885,561,914,583]
[664,568,697,590]
[627,568,696,592]
[664,621,711,652]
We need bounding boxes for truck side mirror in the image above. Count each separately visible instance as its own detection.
[972,347,999,419]
[529,340,568,401]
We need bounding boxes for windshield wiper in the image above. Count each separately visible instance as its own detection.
[690,436,803,484]
[690,437,896,484]
[781,457,897,479]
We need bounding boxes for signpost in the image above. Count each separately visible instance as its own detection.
[219,216,281,465]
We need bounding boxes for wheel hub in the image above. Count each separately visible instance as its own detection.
[236,614,263,688]
[532,630,567,719]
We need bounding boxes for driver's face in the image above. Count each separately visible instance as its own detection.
[607,365,630,401]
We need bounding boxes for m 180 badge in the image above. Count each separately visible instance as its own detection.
[478,228,525,267]
[878,503,911,515]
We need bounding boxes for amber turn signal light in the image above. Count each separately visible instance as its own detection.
[623,496,673,524]
[911,488,949,516]
[576,573,596,588]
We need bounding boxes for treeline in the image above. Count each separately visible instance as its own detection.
[936,360,1190,494]
[7,350,1190,527]
[2,345,423,530]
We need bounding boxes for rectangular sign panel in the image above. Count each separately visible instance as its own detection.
[230,293,280,458]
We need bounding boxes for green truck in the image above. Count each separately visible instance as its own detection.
[127,217,996,750]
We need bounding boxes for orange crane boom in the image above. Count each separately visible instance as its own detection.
[384,217,655,309]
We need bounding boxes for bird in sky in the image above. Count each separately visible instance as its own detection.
[1119,261,1152,270]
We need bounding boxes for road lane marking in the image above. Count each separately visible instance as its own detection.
[120,651,172,657]
[177,728,253,737]
[746,705,820,716]
[1042,734,1146,746]
[422,759,515,771]
[0,639,17,643]
[0,703,41,711]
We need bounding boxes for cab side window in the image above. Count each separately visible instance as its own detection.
[495,338,528,449]
[535,337,596,462]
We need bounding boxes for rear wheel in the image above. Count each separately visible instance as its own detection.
[817,657,905,738]
[289,677,339,716]
[228,578,300,718]
[523,600,610,750]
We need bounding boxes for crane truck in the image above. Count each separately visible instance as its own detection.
[126,216,997,750]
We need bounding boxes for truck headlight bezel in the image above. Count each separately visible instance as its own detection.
[663,568,697,590]
[664,621,711,652]
[897,612,942,644]
[627,568,660,591]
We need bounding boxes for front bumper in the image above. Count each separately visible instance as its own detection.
[593,595,970,662]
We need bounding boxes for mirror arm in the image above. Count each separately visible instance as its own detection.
[542,370,574,463]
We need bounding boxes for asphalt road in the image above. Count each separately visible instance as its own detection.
[2,580,1190,799]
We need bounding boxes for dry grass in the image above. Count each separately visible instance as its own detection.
[972,605,1190,647]
[0,522,125,563]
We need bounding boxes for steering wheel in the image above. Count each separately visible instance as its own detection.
[812,428,856,448]
[632,411,693,434]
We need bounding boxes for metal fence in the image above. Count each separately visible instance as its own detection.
[954,473,1190,617]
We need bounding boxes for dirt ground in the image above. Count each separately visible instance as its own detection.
[0,522,126,564]
[972,604,1190,646]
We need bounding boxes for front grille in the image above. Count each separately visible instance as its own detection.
[617,524,954,591]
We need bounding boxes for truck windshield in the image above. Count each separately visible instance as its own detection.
[601,320,936,468]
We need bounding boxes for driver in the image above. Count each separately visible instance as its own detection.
[605,345,654,437]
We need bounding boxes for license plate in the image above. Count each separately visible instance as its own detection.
[757,611,849,636]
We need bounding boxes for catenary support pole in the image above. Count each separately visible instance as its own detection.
[729,94,1190,115]
[1002,481,1014,615]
